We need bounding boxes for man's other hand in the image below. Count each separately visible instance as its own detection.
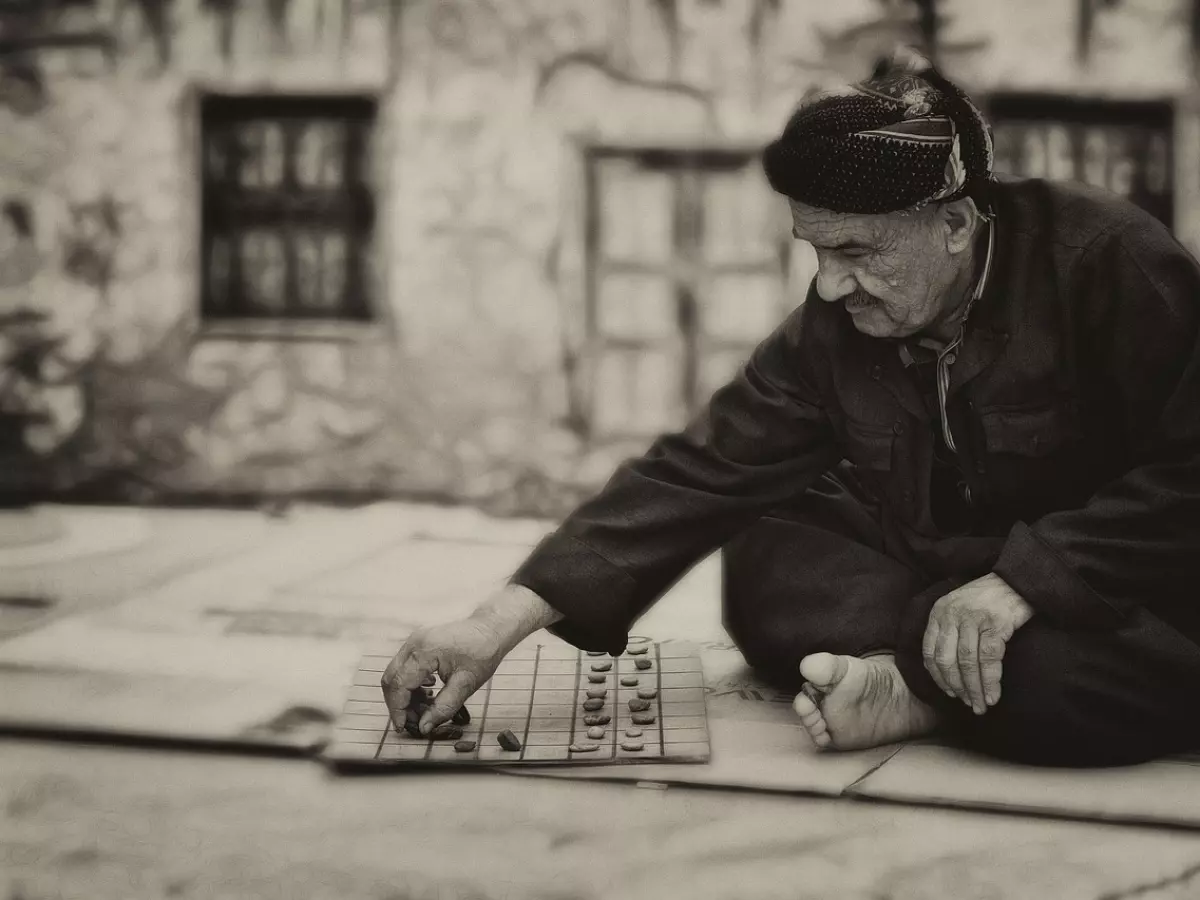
[922,573,1033,715]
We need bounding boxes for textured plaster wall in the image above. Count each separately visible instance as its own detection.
[2,0,1197,515]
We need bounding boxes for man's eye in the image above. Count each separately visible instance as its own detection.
[841,249,870,259]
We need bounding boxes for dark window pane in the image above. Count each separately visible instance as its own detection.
[294,122,345,189]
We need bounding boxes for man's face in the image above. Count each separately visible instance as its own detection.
[789,199,964,340]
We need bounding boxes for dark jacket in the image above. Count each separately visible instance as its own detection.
[511,175,1200,654]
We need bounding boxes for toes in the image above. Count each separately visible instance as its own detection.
[799,652,849,691]
[794,687,831,748]
[793,690,818,719]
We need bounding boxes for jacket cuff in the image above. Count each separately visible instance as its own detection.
[993,521,1125,630]
[508,533,643,656]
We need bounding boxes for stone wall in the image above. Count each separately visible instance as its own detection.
[1,0,1196,516]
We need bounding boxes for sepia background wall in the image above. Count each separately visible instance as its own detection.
[0,0,1195,517]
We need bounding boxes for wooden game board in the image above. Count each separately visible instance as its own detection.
[321,641,711,768]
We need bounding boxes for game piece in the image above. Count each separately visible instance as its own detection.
[637,688,658,700]
[621,740,645,751]
[586,688,607,700]
[586,726,606,740]
[430,724,463,741]
[583,698,605,711]
[497,729,522,751]
[451,707,471,725]
[403,704,425,738]
[590,661,613,672]
[621,676,639,686]
[625,727,643,738]
[454,740,477,753]
[587,674,607,684]
[635,658,653,670]
[569,743,599,752]
[421,675,436,687]
[627,646,649,656]
[631,712,656,725]
[583,713,611,726]
[586,651,607,657]
[628,698,652,712]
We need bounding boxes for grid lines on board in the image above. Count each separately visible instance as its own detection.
[321,642,711,768]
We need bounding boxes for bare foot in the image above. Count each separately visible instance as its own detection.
[793,652,939,751]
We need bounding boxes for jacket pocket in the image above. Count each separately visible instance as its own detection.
[842,418,896,471]
[979,401,1080,458]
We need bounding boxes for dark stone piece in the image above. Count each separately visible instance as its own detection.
[587,674,608,683]
[454,740,477,753]
[627,646,649,656]
[627,698,652,712]
[621,676,639,687]
[582,698,605,711]
[451,706,471,725]
[634,658,653,670]
[430,724,464,741]
[497,729,522,751]
[631,712,657,725]
[583,713,611,726]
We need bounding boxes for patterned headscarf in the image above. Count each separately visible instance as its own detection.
[762,48,995,215]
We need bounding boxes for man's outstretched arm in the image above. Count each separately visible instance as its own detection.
[509,299,843,654]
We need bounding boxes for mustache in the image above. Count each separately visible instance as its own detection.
[845,290,877,307]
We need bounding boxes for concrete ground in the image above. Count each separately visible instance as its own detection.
[1,502,1199,900]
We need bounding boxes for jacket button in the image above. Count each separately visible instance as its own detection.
[871,365,882,380]
[902,489,914,503]
[893,421,905,435]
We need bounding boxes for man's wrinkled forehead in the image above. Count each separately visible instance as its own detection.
[788,199,884,250]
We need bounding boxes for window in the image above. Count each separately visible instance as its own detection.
[986,95,1174,225]
[584,147,803,440]
[200,94,377,322]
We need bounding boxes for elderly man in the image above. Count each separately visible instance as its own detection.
[382,53,1200,767]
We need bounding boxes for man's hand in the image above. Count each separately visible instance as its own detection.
[922,572,1033,715]
[380,584,563,735]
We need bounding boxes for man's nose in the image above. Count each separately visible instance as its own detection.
[815,256,855,302]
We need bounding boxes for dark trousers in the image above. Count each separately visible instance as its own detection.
[721,464,1200,767]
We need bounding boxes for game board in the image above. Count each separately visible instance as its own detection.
[320,641,710,768]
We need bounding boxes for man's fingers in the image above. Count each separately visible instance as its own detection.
[957,624,986,715]
[935,626,965,700]
[979,631,1008,707]
[922,620,951,695]
[380,644,432,731]
[421,669,480,734]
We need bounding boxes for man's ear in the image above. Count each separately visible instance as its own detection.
[939,197,979,255]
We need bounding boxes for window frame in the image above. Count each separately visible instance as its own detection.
[198,93,379,325]
[581,145,793,442]
[982,93,1175,226]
